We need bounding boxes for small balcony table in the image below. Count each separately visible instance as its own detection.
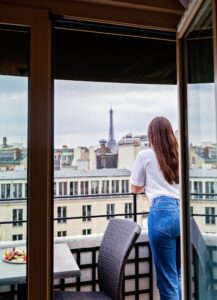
[0,243,80,285]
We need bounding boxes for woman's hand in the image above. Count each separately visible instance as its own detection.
[131,184,144,194]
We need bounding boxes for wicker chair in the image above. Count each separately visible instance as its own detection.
[54,218,141,300]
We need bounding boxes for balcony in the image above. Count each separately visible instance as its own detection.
[0,231,155,299]
[0,193,217,299]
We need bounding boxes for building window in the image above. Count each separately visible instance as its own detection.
[70,181,78,195]
[13,209,23,227]
[80,181,89,195]
[107,204,115,220]
[12,234,23,241]
[91,181,99,194]
[121,180,129,193]
[54,182,56,196]
[190,206,193,216]
[82,229,91,235]
[13,183,22,198]
[205,207,215,225]
[6,184,10,198]
[205,182,215,199]
[57,231,67,237]
[57,206,67,223]
[193,181,203,199]
[59,182,67,196]
[125,203,133,219]
[1,184,5,199]
[102,180,109,194]
[112,180,119,193]
[1,184,11,199]
[82,205,91,221]
[25,183,28,198]
[189,181,192,195]
[192,157,196,164]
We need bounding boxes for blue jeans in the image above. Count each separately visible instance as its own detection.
[148,196,181,300]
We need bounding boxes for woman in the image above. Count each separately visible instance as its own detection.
[130,117,181,300]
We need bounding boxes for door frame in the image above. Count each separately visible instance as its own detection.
[0,4,53,300]
[0,0,205,299]
[177,0,217,299]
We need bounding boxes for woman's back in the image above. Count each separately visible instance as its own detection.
[130,148,179,203]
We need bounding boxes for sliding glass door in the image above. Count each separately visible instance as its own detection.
[178,0,217,299]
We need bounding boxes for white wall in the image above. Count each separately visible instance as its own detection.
[118,144,140,170]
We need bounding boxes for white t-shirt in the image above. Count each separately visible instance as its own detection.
[130,148,179,203]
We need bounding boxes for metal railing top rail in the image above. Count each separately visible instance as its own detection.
[1,192,217,225]
[0,192,143,202]
[191,213,217,217]
[0,220,27,225]
[2,212,216,226]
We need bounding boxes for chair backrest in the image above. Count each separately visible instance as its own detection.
[97,218,141,300]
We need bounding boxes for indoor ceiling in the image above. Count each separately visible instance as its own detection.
[0,0,189,81]
[1,0,186,32]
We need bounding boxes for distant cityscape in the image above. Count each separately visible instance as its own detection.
[0,108,216,172]
[0,108,216,242]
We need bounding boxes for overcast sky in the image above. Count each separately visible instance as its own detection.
[0,75,216,148]
[0,76,28,146]
[187,83,216,145]
[54,80,178,148]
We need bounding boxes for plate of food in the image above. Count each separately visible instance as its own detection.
[3,247,27,264]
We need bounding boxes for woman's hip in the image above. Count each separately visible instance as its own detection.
[148,197,180,238]
[151,195,180,209]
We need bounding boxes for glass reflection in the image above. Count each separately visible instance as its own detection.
[185,0,217,298]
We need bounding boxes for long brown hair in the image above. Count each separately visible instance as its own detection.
[148,117,179,184]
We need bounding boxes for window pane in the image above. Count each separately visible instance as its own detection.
[91,181,99,194]
[0,25,29,298]
[184,0,217,297]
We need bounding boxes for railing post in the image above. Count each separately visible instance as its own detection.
[133,193,137,223]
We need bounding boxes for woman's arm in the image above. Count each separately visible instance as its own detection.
[131,184,144,194]
[130,151,146,194]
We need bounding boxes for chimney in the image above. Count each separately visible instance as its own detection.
[99,139,107,155]
[14,149,21,160]
[3,137,7,147]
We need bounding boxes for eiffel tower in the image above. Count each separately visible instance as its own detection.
[107,108,116,150]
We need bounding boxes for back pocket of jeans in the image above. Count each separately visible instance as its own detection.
[153,210,176,233]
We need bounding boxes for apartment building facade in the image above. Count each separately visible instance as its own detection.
[189,169,217,233]
[0,169,149,241]
[0,167,217,241]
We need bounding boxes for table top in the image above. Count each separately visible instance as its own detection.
[0,243,80,285]
[54,243,80,279]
